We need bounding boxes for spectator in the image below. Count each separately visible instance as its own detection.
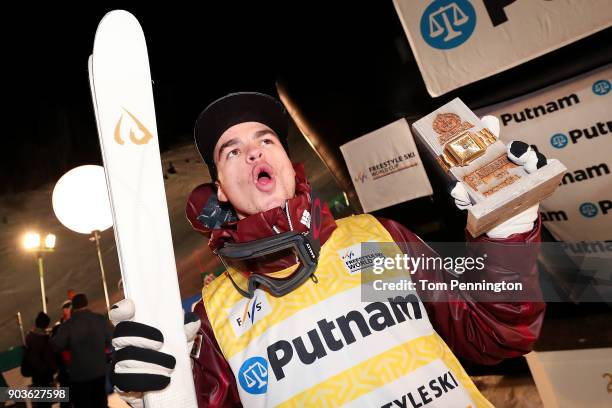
[25,312,56,408]
[52,294,112,408]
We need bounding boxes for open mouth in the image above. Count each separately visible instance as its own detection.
[257,169,272,184]
[253,164,275,191]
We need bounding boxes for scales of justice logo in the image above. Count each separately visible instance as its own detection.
[420,0,477,50]
[239,356,269,395]
[113,108,153,145]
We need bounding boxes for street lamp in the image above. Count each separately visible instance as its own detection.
[23,231,56,313]
[52,165,113,314]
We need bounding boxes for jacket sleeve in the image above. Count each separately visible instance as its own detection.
[191,300,242,408]
[50,323,69,352]
[378,216,546,365]
[105,317,113,347]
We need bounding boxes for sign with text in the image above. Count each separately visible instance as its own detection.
[341,119,433,213]
[393,0,612,96]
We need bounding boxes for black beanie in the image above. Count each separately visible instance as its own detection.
[72,293,88,309]
[194,92,289,181]
[35,312,50,329]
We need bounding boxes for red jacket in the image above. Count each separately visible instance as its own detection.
[187,164,545,407]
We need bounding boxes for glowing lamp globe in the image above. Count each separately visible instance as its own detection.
[52,165,113,234]
[23,232,41,250]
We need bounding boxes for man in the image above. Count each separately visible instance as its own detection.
[111,92,546,407]
[25,312,56,408]
[52,293,112,408]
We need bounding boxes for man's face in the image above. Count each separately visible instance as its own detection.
[214,121,296,219]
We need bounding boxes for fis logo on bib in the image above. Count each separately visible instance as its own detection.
[228,290,272,338]
[420,0,476,50]
[238,356,268,395]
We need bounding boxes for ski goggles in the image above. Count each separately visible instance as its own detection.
[218,197,323,299]
[219,230,319,298]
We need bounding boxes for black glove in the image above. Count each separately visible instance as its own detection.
[110,299,201,407]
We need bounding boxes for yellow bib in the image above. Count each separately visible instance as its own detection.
[203,214,492,407]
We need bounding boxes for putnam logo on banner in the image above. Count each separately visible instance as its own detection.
[392,0,612,96]
[476,65,612,242]
[341,119,433,213]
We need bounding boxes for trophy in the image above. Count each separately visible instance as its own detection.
[412,98,566,236]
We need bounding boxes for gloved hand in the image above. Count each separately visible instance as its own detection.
[109,298,201,408]
[450,115,547,239]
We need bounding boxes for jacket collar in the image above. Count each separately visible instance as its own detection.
[208,163,337,253]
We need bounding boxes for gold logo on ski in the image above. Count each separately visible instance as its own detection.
[114,109,153,145]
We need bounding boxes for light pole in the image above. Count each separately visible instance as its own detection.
[52,165,114,315]
[91,230,110,314]
[16,312,25,346]
[23,232,56,313]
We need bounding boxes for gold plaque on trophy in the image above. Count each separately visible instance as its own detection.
[411,98,567,236]
[445,131,487,165]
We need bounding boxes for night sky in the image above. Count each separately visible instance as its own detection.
[2,3,400,194]
[4,4,277,193]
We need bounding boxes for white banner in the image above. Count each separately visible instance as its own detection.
[476,65,612,242]
[393,0,612,97]
[341,119,433,213]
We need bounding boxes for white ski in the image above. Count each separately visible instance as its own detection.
[89,10,197,407]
